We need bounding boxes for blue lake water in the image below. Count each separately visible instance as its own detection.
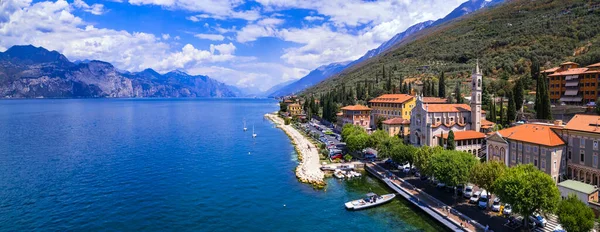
[0,98,445,231]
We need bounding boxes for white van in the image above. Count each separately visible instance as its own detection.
[478,190,488,209]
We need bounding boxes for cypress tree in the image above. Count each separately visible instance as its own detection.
[513,78,524,113]
[541,75,553,120]
[408,82,412,95]
[507,93,516,123]
[431,81,436,97]
[499,95,505,125]
[438,71,446,98]
[455,82,463,103]
[447,130,456,150]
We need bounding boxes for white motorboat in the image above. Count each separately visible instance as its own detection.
[252,125,257,138]
[345,193,395,210]
[334,170,345,179]
[243,118,247,131]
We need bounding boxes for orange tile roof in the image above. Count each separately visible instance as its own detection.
[587,62,600,68]
[564,114,600,133]
[495,124,564,147]
[422,97,448,104]
[548,68,588,76]
[341,105,371,111]
[481,119,495,129]
[424,104,472,113]
[382,117,410,125]
[541,67,560,73]
[369,94,414,104]
[435,130,486,140]
[561,61,579,66]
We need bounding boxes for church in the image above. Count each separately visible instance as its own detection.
[409,62,495,157]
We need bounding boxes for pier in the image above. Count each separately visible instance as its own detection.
[365,163,485,232]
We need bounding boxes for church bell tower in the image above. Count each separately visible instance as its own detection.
[471,60,482,132]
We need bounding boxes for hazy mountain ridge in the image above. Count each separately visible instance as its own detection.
[0,45,236,98]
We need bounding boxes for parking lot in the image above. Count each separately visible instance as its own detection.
[379,162,562,232]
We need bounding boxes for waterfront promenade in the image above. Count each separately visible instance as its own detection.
[366,163,483,232]
[265,113,325,187]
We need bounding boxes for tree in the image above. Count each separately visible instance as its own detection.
[438,71,446,98]
[280,102,288,112]
[470,161,506,200]
[493,164,560,227]
[446,130,456,150]
[507,94,516,123]
[513,78,524,114]
[557,194,595,232]
[535,74,553,120]
[368,130,389,150]
[454,82,463,103]
[376,116,385,130]
[341,124,363,141]
[378,136,402,159]
[414,146,443,176]
[430,150,478,188]
[391,144,418,168]
[346,133,369,153]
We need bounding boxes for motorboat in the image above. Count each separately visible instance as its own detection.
[345,193,395,210]
[334,170,345,179]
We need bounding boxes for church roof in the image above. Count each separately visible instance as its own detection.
[369,94,414,104]
[421,97,447,104]
[424,104,471,113]
[494,124,564,147]
[435,130,486,140]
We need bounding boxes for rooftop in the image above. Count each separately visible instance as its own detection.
[564,114,600,134]
[424,104,472,113]
[561,61,579,66]
[494,124,564,147]
[435,130,486,140]
[558,180,598,194]
[422,97,448,104]
[548,67,588,77]
[588,62,600,68]
[369,94,414,104]
[341,105,371,111]
[382,117,410,125]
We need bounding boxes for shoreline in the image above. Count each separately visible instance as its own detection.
[265,113,325,189]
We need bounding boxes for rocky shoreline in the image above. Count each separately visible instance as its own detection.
[265,113,325,189]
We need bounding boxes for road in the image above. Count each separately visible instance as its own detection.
[301,119,342,145]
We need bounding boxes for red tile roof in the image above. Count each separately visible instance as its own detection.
[564,114,600,134]
[369,94,414,104]
[422,97,448,104]
[548,68,588,76]
[424,104,471,113]
[495,124,564,147]
[435,130,486,140]
[588,62,600,68]
[341,105,371,111]
[481,119,495,129]
[561,61,579,66]
[382,117,410,125]
[541,67,560,74]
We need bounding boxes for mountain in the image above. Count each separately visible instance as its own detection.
[263,79,296,97]
[304,0,600,96]
[268,61,350,97]
[0,45,236,98]
[268,0,503,97]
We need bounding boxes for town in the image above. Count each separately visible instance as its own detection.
[277,61,600,232]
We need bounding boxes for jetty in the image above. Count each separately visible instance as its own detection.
[265,113,325,188]
[365,162,485,232]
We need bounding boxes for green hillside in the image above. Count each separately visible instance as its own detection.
[303,0,600,99]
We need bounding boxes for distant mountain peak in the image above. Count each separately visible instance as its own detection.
[4,44,71,65]
[166,70,190,76]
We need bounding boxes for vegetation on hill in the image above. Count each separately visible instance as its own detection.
[303,0,600,123]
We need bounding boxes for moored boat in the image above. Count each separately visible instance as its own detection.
[345,193,395,210]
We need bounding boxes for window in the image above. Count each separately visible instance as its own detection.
[526,155,530,164]
[553,161,557,170]
[511,142,516,149]
[568,150,572,160]
[595,153,598,168]
[594,141,598,150]
[581,138,586,148]
[533,146,538,154]
[569,137,573,145]
[541,158,546,171]
[534,157,538,166]
[581,152,585,163]
[511,152,516,162]
[526,145,530,152]
[518,154,522,163]
[518,143,522,150]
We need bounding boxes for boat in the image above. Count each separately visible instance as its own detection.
[334,170,345,179]
[345,193,395,210]
[252,125,257,138]
[243,118,247,131]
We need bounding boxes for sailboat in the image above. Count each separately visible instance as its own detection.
[252,125,257,138]
[243,118,247,131]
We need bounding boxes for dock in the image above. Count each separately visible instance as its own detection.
[365,163,486,232]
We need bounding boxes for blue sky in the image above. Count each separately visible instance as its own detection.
[1,0,468,91]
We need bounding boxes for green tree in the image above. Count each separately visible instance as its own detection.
[438,71,446,98]
[378,136,402,159]
[513,78,524,114]
[414,146,443,176]
[430,150,478,188]
[454,82,463,103]
[493,164,560,227]
[376,116,386,130]
[391,144,418,169]
[507,94,516,123]
[470,161,506,200]
[557,194,595,232]
[446,130,456,150]
[535,74,553,120]
[346,133,369,153]
[280,102,288,112]
[368,130,390,150]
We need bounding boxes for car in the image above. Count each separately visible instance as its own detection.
[478,190,488,209]
[330,153,343,160]
[457,184,464,194]
[403,166,411,174]
[503,204,512,215]
[463,186,474,198]
[553,225,566,232]
[436,182,446,188]
[469,191,481,203]
[529,213,547,227]
[491,198,501,211]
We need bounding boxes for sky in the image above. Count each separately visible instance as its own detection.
[0,0,469,91]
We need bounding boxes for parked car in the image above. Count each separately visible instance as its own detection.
[330,153,343,160]
[403,166,411,174]
[529,213,547,227]
[436,182,446,188]
[469,191,481,203]
[503,204,512,215]
[478,190,488,209]
[457,184,464,194]
[491,198,501,211]
[463,186,474,198]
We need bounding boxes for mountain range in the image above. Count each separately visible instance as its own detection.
[268,0,504,97]
[0,45,236,98]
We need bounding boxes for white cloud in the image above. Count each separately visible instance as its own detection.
[194,33,225,41]
[162,33,170,40]
[304,16,324,21]
[73,0,105,15]
[128,0,261,21]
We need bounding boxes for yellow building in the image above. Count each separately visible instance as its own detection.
[382,118,410,137]
[287,103,302,116]
[368,94,416,128]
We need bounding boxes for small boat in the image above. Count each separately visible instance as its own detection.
[345,193,395,210]
[243,118,247,131]
[334,170,345,179]
[252,125,257,138]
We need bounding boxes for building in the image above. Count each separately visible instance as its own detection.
[368,94,415,128]
[486,123,566,183]
[287,103,302,116]
[410,62,493,156]
[338,105,371,129]
[382,118,410,137]
[556,114,600,185]
[421,97,448,104]
[543,61,600,105]
[557,180,599,205]
[436,131,486,156]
